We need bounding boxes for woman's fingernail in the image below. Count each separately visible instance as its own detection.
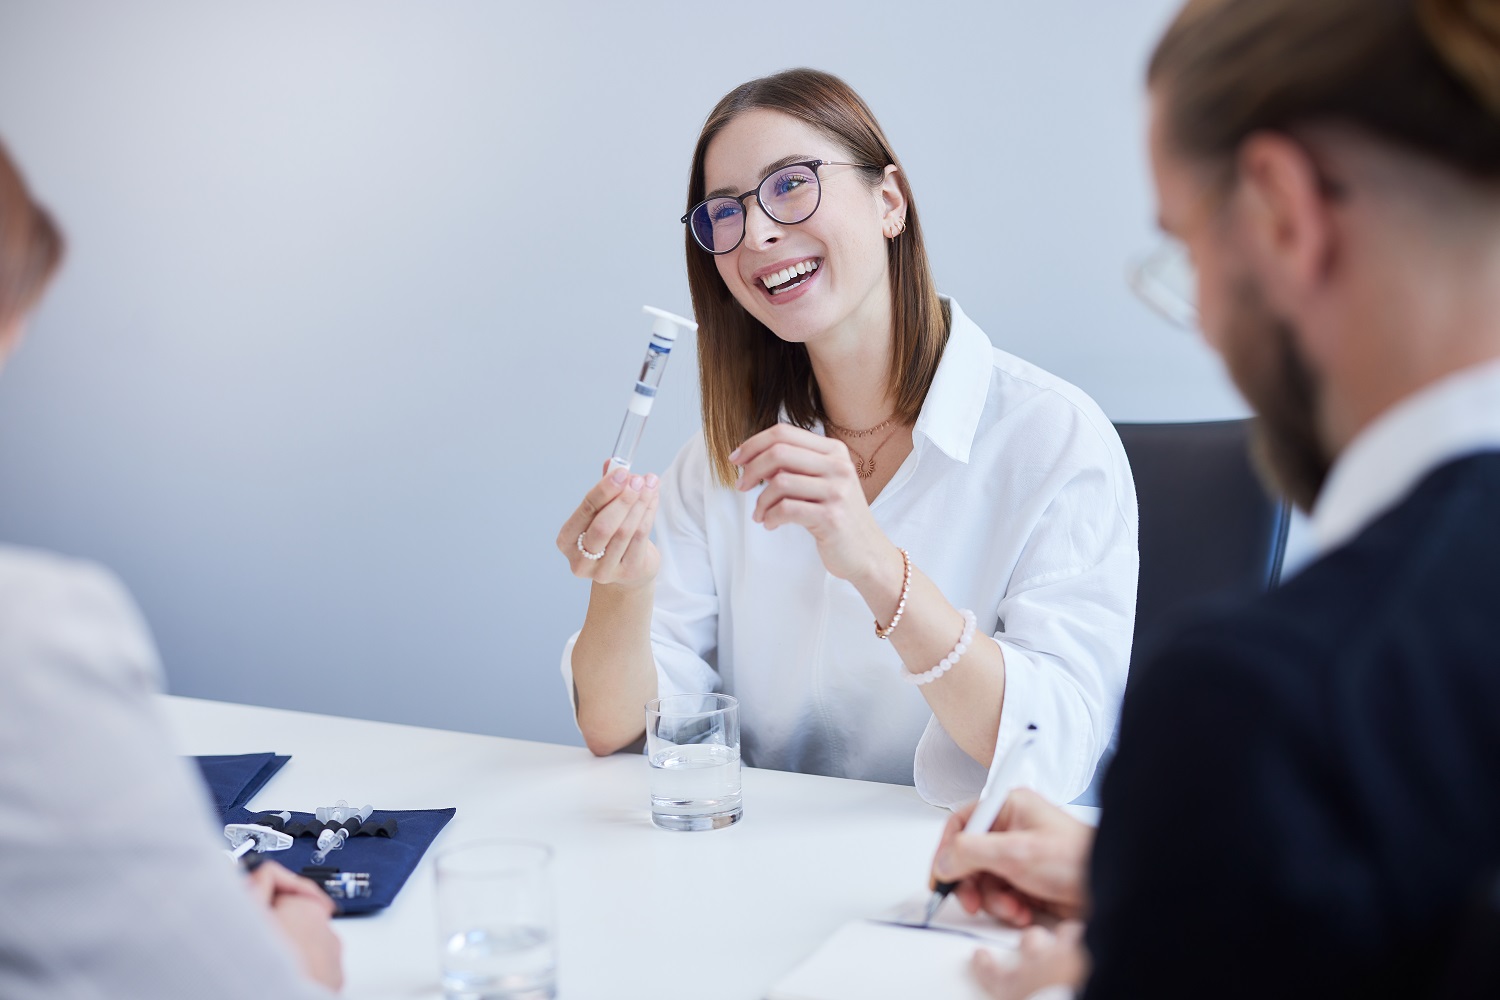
[645,473,660,490]
[629,475,645,491]
[728,448,741,463]
[933,849,952,879]
[611,469,629,485]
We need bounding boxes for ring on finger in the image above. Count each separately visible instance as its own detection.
[576,532,606,561]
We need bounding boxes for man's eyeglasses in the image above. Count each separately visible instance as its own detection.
[1128,142,1349,332]
[682,159,875,255]
[1128,238,1199,330]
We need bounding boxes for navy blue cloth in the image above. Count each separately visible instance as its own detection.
[192,754,290,821]
[230,806,456,916]
[1084,454,1500,998]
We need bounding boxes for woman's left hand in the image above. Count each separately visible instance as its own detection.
[731,423,888,583]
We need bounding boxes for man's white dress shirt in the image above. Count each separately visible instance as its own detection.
[1312,356,1500,556]
[564,299,1138,807]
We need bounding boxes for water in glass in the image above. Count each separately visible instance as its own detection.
[649,742,742,831]
[441,924,555,1000]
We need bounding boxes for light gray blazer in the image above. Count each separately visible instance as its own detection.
[0,545,329,999]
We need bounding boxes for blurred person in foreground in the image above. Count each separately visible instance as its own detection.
[0,139,343,996]
[930,0,1500,996]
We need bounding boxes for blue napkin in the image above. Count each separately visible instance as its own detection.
[229,806,457,915]
[192,753,291,821]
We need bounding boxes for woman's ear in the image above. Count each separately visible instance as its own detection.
[879,164,907,234]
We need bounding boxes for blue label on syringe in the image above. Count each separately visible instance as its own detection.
[628,382,657,416]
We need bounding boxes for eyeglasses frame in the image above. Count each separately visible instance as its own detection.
[1126,133,1351,332]
[681,159,878,255]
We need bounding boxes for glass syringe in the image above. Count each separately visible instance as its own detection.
[607,306,698,473]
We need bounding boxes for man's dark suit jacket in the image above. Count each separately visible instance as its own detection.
[1084,452,1500,998]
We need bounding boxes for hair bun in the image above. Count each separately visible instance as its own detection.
[1419,0,1500,117]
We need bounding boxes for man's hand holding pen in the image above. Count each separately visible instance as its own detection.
[930,787,1093,926]
[929,788,1095,1000]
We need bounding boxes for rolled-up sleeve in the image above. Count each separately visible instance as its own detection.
[914,411,1138,808]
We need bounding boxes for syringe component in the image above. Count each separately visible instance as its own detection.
[609,306,698,473]
[224,823,294,860]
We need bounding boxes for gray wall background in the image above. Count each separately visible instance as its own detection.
[0,0,1266,746]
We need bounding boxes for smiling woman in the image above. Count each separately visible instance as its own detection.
[683,74,946,487]
[556,69,1140,808]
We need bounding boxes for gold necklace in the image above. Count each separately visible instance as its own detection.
[826,417,905,480]
[824,415,895,439]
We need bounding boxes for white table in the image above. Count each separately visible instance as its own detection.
[163,696,973,999]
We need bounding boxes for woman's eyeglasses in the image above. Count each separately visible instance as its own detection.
[682,159,875,255]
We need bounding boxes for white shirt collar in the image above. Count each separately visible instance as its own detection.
[913,297,992,464]
[1311,356,1500,554]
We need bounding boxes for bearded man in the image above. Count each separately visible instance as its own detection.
[931,1,1500,997]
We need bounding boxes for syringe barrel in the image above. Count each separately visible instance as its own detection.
[607,306,696,473]
[608,339,671,472]
[609,409,648,473]
[638,331,673,389]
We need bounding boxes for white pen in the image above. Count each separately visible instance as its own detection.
[922,722,1040,926]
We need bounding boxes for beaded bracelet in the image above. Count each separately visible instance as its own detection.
[904,608,978,686]
[874,547,912,639]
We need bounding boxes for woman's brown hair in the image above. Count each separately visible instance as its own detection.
[684,69,948,486]
[1148,0,1500,183]
[0,139,64,333]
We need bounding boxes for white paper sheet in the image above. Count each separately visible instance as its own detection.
[767,896,1022,1000]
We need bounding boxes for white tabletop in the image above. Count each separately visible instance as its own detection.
[162,696,977,999]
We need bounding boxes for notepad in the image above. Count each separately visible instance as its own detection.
[768,897,1022,1000]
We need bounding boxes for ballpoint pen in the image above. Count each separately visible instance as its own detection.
[922,722,1040,926]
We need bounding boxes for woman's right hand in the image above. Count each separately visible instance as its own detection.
[556,467,662,588]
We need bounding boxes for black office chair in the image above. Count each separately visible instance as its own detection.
[1074,420,1290,806]
[1116,419,1292,691]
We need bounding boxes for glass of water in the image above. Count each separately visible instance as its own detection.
[435,839,556,1000]
[645,693,742,831]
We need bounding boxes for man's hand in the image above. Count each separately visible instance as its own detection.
[931,788,1094,926]
[973,920,1090,1000]
[246,861,345,992]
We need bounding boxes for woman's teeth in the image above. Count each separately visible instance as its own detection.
[761,259,819,292]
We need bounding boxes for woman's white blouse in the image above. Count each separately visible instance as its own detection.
[563,299,1138,808]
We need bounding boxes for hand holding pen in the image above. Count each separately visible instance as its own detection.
[925,726,1093,927]
[929,786,1094,927]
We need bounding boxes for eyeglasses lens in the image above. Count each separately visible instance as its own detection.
[689,164,824,254]
[759,164,821,226]
[1130,240,1199,330]
[691,198,742,254]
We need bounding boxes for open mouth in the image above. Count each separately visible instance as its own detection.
[760,258,821,296]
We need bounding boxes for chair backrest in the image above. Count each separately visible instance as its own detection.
[1116,420,1291,689]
